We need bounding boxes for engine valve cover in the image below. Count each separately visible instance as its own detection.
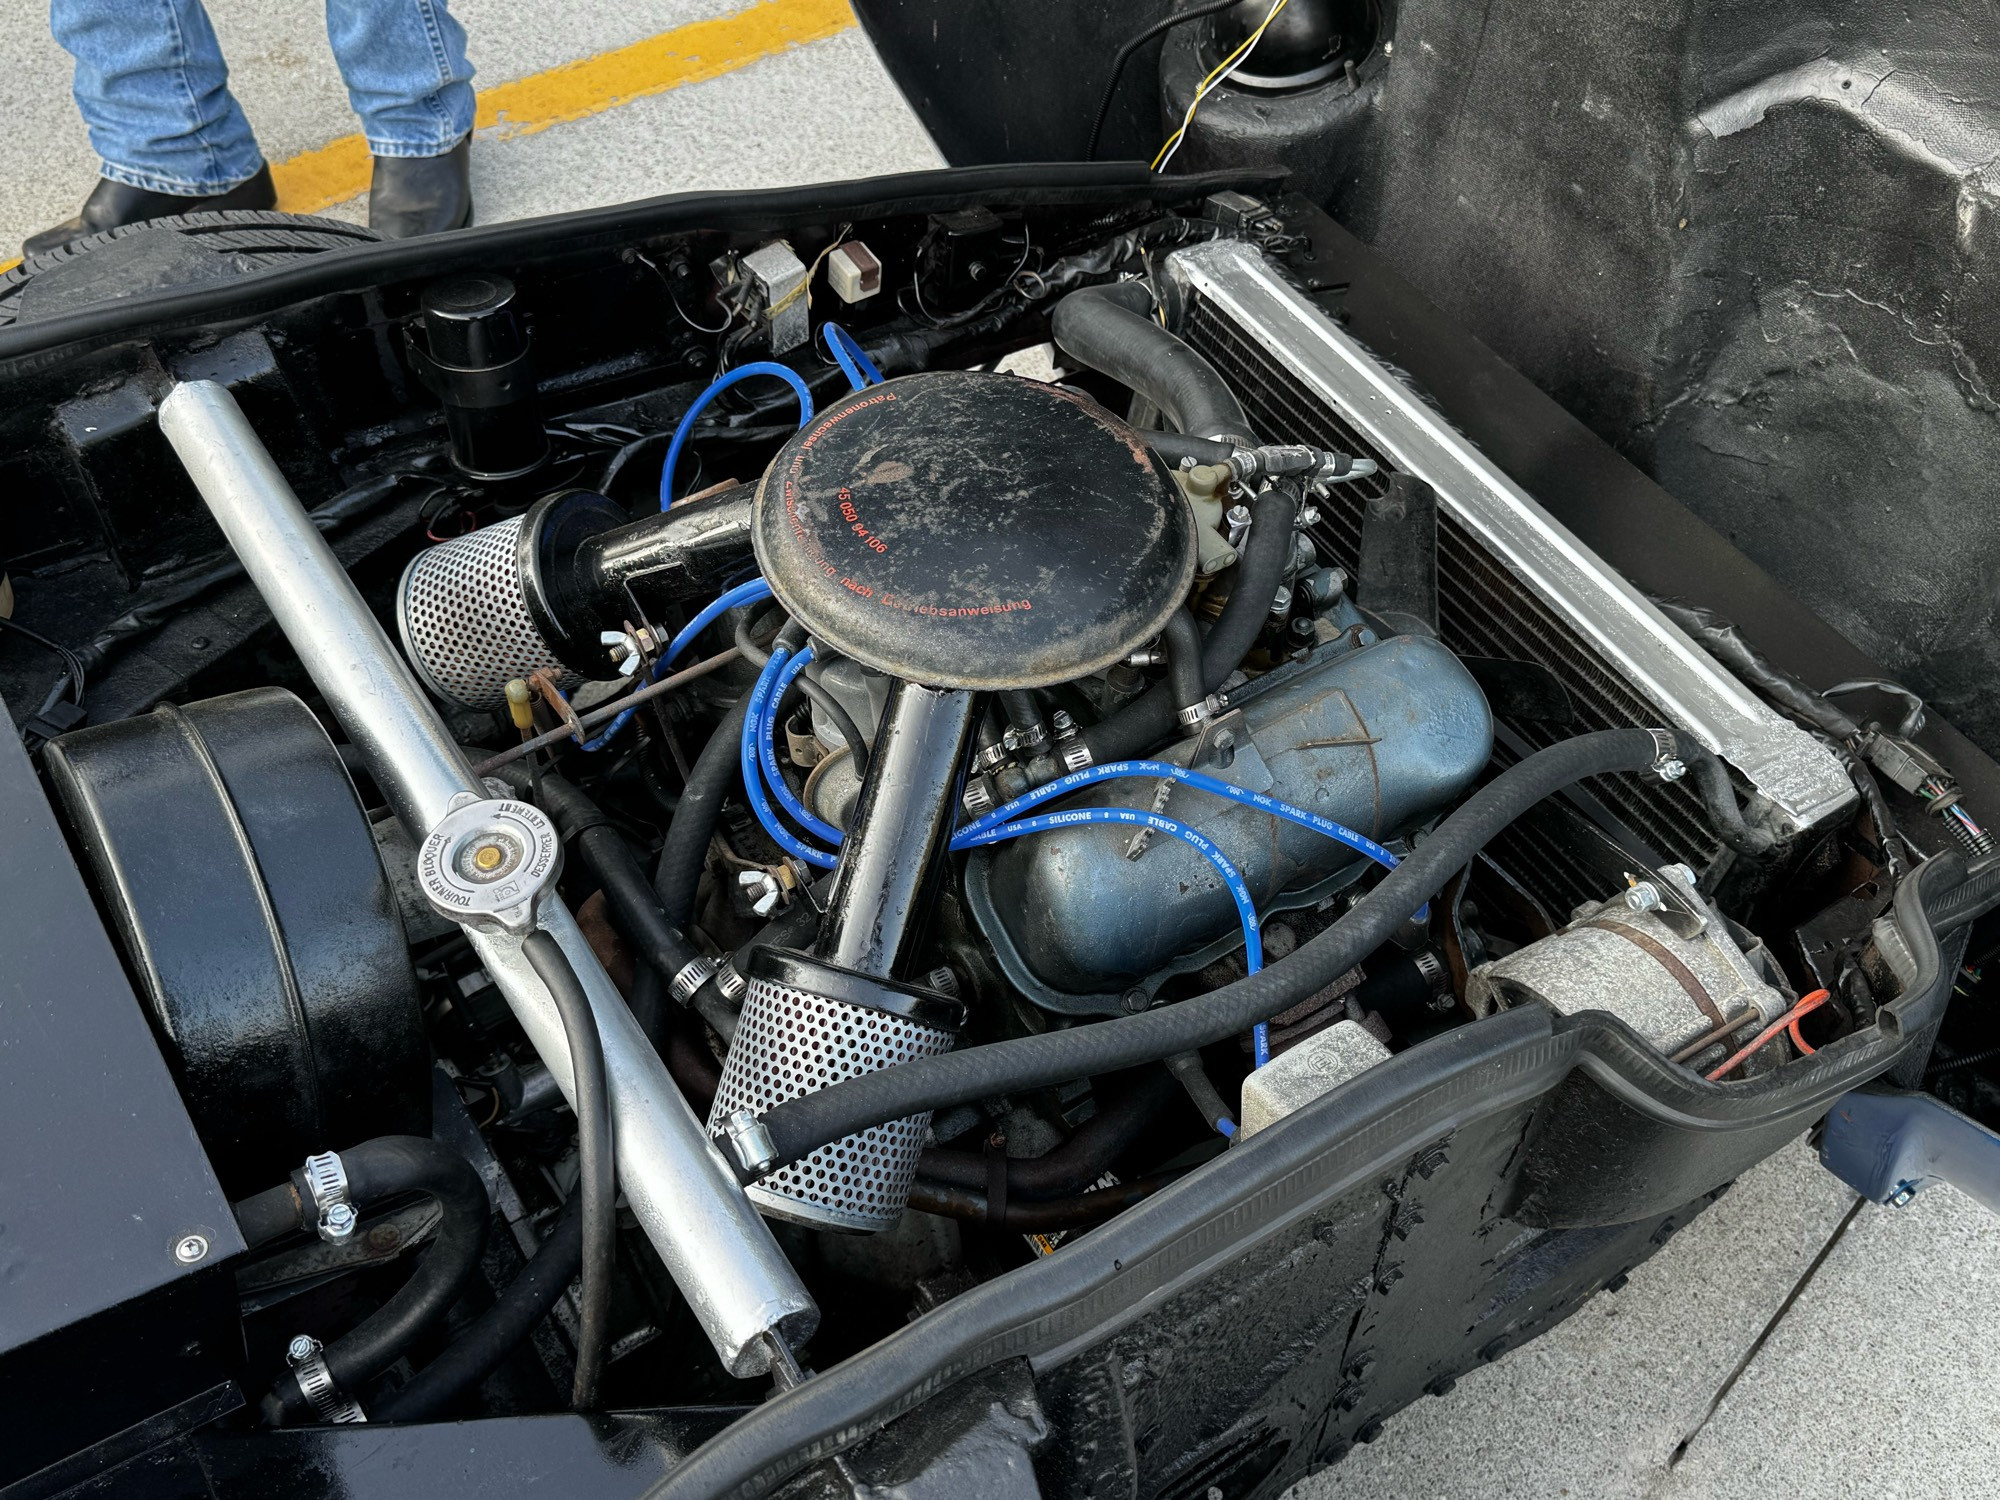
[968,633,1493,1012]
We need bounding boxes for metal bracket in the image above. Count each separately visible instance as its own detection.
[1819,1089,2000,1213]
[302,1150,358,1244]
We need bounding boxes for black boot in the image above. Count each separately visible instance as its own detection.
[368,138,472,239]
[22,163,277,259]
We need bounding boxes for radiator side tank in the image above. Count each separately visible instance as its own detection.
[965,632,1493,1014]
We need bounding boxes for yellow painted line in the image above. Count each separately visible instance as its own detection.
[273,0,857,215]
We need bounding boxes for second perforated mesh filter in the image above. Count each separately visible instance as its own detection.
[396,515,576,711]
[708,967,956,1233]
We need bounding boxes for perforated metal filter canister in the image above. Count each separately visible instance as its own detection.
[707,949,962,1233]
[396,515,576,711]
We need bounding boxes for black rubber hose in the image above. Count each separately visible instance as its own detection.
[656,697,752,930]
[745,729,1672,1178]
[1161,607,1206,721]
[1051,279,1257,447]
[916,1067,1179,1198]
[1081,484,1297,763]
[784,669,871,780]
[486,762,736,1042]
[1140,429,1239,468]
[249,1136,490,1423]
[1678,742,1777,858]
[372,1190,586,1423]
[522,931,615,1410]
[998,689,1050,752]
[908,1176,1164,1230]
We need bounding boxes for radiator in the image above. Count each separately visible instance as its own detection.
[1167,238,1853,915]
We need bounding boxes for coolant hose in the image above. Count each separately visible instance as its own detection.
[1141,429,1239,468]
[522,931,615,1409]
[236,1136,490,1423]
[1679,742,1777,858]
[740,729,1675,1181]
[915,1067,1180,1199]
[372,1190,586,1423]
[487,763,737,1042]
[1161,607,1206,722]
[1081,484,1298,763]
[1051,279,1256,447]
[656,697,753,930]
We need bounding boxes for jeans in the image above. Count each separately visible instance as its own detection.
[50,0,475,195]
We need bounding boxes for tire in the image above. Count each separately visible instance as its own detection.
[0,209,380,327]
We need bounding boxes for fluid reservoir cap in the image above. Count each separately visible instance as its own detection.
[417,797,563,935]
[752,371,1196,690]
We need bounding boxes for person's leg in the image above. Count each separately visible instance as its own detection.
[324,0,476,237]
[52,0,264,195]
[28,0,275,255]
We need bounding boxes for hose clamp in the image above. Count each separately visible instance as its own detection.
[302,1150,358,1245]
[670,956,718,1005]
[286,1335,366,1423]
[1646,728,1686,782]
[721,1108,777,1177]
[714,959,748,1003]
[1176,696,1219,734]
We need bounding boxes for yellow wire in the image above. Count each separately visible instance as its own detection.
[1150,0,1291,172]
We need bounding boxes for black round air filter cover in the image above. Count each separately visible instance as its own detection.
[752,371,1196,690]
[44,689,427,1194]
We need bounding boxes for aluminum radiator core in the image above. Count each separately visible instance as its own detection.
[1166,239,1854,867]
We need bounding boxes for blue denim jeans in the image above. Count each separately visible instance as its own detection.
[50,0,475,195]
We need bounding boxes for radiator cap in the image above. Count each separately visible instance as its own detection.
[752,371,1195,690]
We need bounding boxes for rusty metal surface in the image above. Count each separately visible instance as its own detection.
[751,371,1196,690]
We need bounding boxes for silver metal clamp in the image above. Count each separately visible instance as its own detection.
[670,956,719,1005]
[721,1108,777,1177]
[302,1150,358,1244]
[286,1335,366,1423]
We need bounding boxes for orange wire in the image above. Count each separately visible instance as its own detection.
[1705,988,1830,1081]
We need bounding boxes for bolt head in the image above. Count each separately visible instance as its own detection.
[1121,987,1150,1014]
[1625,882,1663,913]
[1657,758,1687,782]
[287,1335,321,1364]
[173,1234,209,1264]
[321,1202,359,1241]
[1888,1181,1918,1208]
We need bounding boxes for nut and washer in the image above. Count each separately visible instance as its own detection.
[416,798,563,937]
[303,1150,358,1244]
[670,956,719,1005]
[1625,882,1664,913]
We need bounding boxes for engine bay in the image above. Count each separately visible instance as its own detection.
[2,172,1995,1496]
